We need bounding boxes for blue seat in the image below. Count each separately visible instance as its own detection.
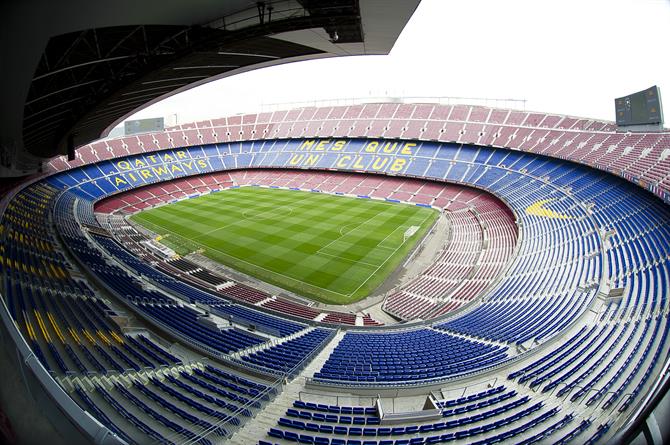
[285,431,300,442]
[268,428,283,439]
[299,434,315,444]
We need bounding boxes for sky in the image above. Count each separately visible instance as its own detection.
[124,0,670,127]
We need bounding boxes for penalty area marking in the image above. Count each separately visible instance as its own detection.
[315,251,381,268]
[317,210,397,256]
[338,221,364,236]
[344,211,434,297]
[314,218,429,292]
[137,191,434,300]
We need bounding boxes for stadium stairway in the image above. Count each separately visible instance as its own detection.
[303,330,347,379]
[56,361,205,393]
[230,327,321,359]
[255,295,277,307]
[427,326,512,352]
[230,330,347,444]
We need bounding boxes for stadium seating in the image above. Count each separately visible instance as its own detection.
[95,169,516,322]
[46,104,668,203]
[266,393,561,445]
[239,328,334,376]
[2,104,669,444]
[313,329,508,383]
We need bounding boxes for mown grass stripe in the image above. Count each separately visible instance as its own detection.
[131,187,438,304]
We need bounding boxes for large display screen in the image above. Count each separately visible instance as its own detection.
[615,86,663,126]
[124,117,165,135]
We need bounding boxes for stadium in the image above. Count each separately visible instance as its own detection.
[1,1,669,445]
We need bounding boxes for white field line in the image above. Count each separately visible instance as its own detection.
[143,193,353,298]
[158,224,353,298]
[338,221,363,236]
[307,193,414,269]
[140,190,435,300]
[196,243,353,297]
[315,251,381,268]
[316,210,396,256]
[345,211,434,297]
[376,225,408,250]
[192,203,294,241]
[189,188,308,242]
[316,223,409,267]
[313,194,430,254]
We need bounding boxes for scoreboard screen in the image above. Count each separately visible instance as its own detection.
[124,117,165,135]
[615,86,663,126]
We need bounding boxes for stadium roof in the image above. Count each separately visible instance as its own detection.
[0,0,419,175]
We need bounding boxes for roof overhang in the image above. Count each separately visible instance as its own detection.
[0,0,420,176]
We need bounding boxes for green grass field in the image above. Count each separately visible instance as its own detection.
[130,187,438,304]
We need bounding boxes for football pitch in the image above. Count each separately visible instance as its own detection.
[130,187,438,304]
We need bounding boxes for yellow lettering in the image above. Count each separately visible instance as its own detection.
[114,177,127,186]
[300,140,316,150]
[197,159,208,169]
[182,161,194,170]
[163,153,173,162]
[117,160,131,170]
[365,141,379,153]
[176,151,187,159]
[389,158,407,172]
[305,154,321,166]
[401,142,416,155]
[171,164,182,173]
[332,140,346,151]
[315,140,330,151]
[336,155,351,168]
[152,166,168,177]
[134,159,146,168]
[382,142,397,154]
[147,155,157,163]
[353,156,365,169]
[371,157,388,170]
[289,154,304,165]
[140,169,152,179]
[128,173,137,182]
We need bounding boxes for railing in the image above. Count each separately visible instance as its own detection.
[0,181,127,445]
[168,368,282,445]
[204,1,312,33]
[172,329,338,444]
[229,328,337,380]
[5,137,670,444]
[304,350,518,390]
